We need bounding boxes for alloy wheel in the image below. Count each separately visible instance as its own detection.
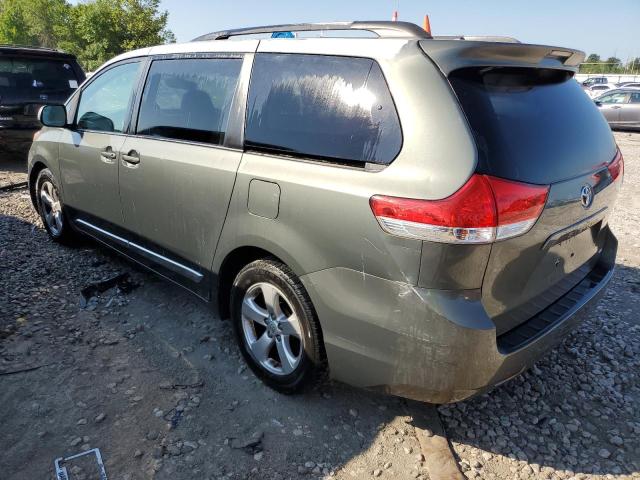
[241,282,304,376]
[39,180,63,236]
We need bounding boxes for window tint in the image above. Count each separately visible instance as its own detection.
[245,53,402,165]
[450,67,616,184]
[630,92,640,104]
[76,62,141,133]
[0,56,80,94]
[137,58,242,145]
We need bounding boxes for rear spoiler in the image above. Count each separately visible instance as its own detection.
[419,40,584,75]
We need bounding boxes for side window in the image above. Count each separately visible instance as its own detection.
[76,62,141,133]
[245,53,402,165]
[136,57,242,145]
[629,92,640,104]
[599,92,628,104]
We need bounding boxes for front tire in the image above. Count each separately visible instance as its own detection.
[231,259,324,393]
[35,168,77,244]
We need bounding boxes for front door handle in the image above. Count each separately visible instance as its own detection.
[611,105,622,110]
[100,148,116,163]
[122,150,140,165]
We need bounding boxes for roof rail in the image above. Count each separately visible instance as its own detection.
[432,35,520,43]
[0,43,61,51]
[192,21,431,42]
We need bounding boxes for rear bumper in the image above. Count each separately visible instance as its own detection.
[301,228,616,404]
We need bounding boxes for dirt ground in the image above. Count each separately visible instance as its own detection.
[1,133,639,480]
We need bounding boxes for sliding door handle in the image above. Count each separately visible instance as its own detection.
[122,150,140,165]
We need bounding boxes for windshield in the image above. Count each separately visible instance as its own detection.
[0,56,80,96]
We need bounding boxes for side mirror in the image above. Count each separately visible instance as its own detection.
[38,105,67,127]
[594,101,602,107]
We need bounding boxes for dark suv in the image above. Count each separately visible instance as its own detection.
[0,45,85,160]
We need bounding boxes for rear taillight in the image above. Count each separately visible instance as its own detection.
[370,174,549,244]
[608,149,623,183]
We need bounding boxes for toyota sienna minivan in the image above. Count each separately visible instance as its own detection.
[28,22,622,403]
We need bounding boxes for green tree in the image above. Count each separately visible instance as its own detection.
[0,0,174,71]
[0,0,35,45]
[627,57,640,74]
[72,0,175,70]
[580,53,603,74]
[0,0,72,47]
[604,56,622,72]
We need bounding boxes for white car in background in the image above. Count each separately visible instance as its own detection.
[586,84,616,98]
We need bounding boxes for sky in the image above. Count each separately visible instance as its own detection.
[159,0,640,62]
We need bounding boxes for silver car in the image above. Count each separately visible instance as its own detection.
[596,88,640,130]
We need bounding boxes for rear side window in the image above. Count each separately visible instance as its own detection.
[137,57,243,145]
[245,53,402,165]
[450,67,616,184]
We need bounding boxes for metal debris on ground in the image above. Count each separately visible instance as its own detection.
[80,272,139,308]
[0,181,28,192]
[54,448,108,480]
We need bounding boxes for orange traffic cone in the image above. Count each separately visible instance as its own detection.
[423,15,431,35]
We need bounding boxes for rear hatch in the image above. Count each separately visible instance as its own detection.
[420,40,621,335]
[0,53,84,129]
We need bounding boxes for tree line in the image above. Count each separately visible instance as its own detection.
[0,0,175,71]
[580,54,640,75]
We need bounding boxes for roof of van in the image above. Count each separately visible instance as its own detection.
[101,21,584,74]
[192,21,430,41]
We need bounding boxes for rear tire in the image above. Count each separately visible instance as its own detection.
[35,168,78,245]
[231,259,324,393]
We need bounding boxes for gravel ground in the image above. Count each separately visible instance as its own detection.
[1,132,639,480]
[0,155,27,188]
[440,132,640,480]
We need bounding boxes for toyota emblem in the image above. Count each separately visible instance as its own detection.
[580,184,594,209]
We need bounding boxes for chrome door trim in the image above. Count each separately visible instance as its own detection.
[128,241,203,282]
[76,218,128,246]
[75,219,204,283]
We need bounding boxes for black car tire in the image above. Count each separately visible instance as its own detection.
[35,168,78,245]
[231,258,325,393]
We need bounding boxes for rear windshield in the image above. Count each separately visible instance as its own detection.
[0,56,80,96]
[450,67,616,184]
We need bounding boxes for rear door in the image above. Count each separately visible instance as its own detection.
[619,91,640,128]
[117,54,247,293]
[59,60,143,227]
[444,59,621,335]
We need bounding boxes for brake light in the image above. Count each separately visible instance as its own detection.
[370,174,549,244]
[608,149,623,182]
